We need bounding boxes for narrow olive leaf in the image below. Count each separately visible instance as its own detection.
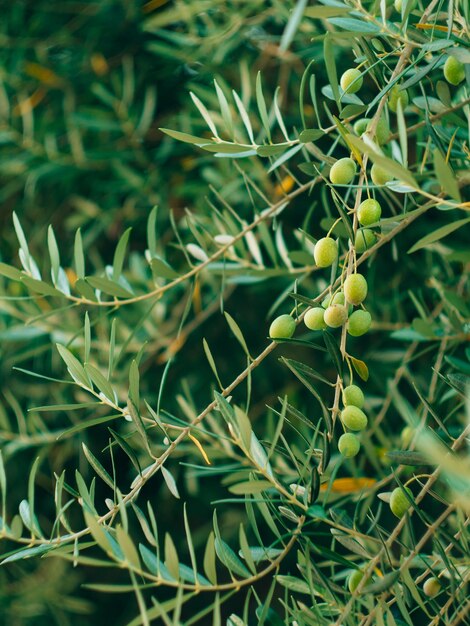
[433,149,461,202]
[86,276,133,298]
[74,278,97,301]
[161,466,180,499]
[386,450,430,465]
[203,339,223,389]
[215,537,251,579]
[128,360,140,407]
[228,481,273,495]
[1,544,54,565]
[350,356,369,382]
[27,456,43,537]
[238,524,256,575]
[164,532,180,580]
[159,128,208,145]
[150,257,180,280]
[0,450,6,521]
[224,312,251,357]
[408,217,470,253]
[82,443,115,489]
[328,17,380,33]
[298,129,325,142]
[323,34,340,108]
[146,205,158,257]
[56,344,91,388]
[276,575,310,595]
[0,262,23,280]
[304,6,350,18]
[396,98,408,166]
[21,276,62,297]
[232,89,254,144]
[280,0,308,52]
[47,225,60,285]
[113,227,132,281]
[255,72,271,141]
[323,332,343,378]
[116,525,140,568]
[74,229,85,279]
[109,428,142,475]
[203,531,217,585]
[282,357,331,385]
[190,91,219,138]
[214,79,234,139]
[85,363,115,402]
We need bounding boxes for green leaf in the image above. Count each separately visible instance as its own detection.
[47,225,60,285]
[82,443,115,489]
[298,129,325,143]
[56,344,91,388]
[150,257,180,280]
[350,356,369,382]
[21,276,62,297]
[277,575,310,594]
[324,34,340,107]
[256,72,271,141]
[159,128,208,145]
[328,17,380,33]
[224,312,251,357]
[228,481,273,495]
[433,149,461,202]
[161,466,180,499]
[408,217,470,253]
[112,227,132,281]
[85,363,115,402]
[86,276,133,298]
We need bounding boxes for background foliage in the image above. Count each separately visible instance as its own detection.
[0,0,469,625]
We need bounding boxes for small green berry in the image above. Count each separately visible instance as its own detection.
[344,274,368,305]
[314,237,338,267]
[443,56,465,86]
[389,486,413,518]
[358,199,381,226]
[338,433,361,458]
[394,0,402,12]
[321,294,332,308]
[401,426,414,447]
[354,228,376,253]
[371,163,394,186]
[367,117,390,145]
[341,406,368,431]
[388,84,409,113]
[348,310,372,337]
[348,568,364,593]
[353,118,370,136]
[423,578,441,598]
[329,157,356,185]
[340,68,363,94]
[324,305,348,328]
[342,384,365,409]
[269,314,296,339]
[304,307,326,331]
[332,292,345,305]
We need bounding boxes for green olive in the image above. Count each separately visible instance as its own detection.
[304,307,326,331]
[329,158,357,185]
[357,199,381,226]
[389,486,413,518]
[340,406,368,431]
[354,228,376,253]
[314,237,338,267]
[340,68,363,94]
[342,384,365,409]
[443,56,465,86]
[371,163,394,186]
[344,274,368,305]
[324,305,348,328]
[348,310,372,336]
[338,433,361,458]
[388,84,409,113]
[269,314,296,339]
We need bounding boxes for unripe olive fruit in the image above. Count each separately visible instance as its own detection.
[401,425,414,447]
[348,310,372,337]
[332,292,345,305]
[348,568,364,593]
[341,406,368,431]
[358,199,382,226]
[269,314,296,339]
[342,384,365,409]
[354,228,376,253]
[329,157,357,185]
[324,305,348,328]
[340,68,363,94]
[371,163,393,186]
[423,578,441,598]
[304,307,326,331]
[389,486,413,518]
[353,118,370,136]
[367,117,390,146]
[338,433,361,458]
[443,56,465,86]
[388,85,409,113]
[314,237,338,267]
[394,0,402,11]
[344,274,368,305]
